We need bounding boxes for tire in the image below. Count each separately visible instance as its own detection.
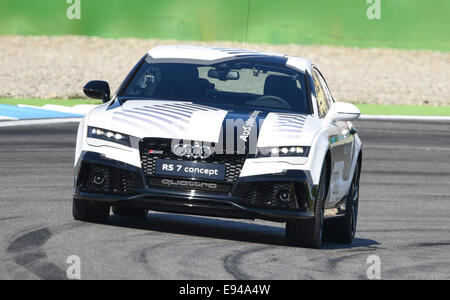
[73,198,110,224]
[286,160,327,249]
[323,160,360,244]
[112,206,148,219]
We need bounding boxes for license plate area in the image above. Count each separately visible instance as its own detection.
[154,159,226,181]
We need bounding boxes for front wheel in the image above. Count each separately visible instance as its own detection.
[286,160,328,249]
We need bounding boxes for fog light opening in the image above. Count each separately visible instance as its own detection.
[278,190,292,203]
[93,173,105,185]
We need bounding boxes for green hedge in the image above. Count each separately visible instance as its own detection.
[1,0,449,51]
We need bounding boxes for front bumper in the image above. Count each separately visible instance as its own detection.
[74,152,318,222]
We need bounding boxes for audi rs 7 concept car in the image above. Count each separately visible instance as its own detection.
[73,46,362,248]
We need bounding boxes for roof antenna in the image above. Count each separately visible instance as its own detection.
[244,0,251,48]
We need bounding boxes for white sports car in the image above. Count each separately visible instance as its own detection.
[74,45,362,248]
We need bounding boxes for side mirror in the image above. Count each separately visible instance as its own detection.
[326,102,361,122]
[83,81,111,103]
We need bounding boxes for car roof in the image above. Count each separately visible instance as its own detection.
[147,45,313,73]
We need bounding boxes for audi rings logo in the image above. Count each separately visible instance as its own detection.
[172,143,213,159]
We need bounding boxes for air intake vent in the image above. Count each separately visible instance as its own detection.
[77,163,135,195]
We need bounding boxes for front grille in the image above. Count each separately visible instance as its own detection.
[140,138,246,184]
[238,182,298,209]
[77,163,135,195]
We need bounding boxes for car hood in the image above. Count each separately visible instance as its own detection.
[87,99,321,147]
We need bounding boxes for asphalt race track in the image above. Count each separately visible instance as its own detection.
[0,120,449,280]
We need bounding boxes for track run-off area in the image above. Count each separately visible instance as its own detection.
[0,119,449,279]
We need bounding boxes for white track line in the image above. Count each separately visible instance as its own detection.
[0,118,82,127]
[360,115,450,121]
[366,144,450,152]
[0,116,18,121]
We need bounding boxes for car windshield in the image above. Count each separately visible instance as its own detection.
[122,59,310,113]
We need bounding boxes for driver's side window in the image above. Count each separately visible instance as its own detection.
[312,68,330,118]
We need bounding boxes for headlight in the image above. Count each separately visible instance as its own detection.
[256,146,310,158]
[87,126,131,147]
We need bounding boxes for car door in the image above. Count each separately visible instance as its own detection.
[312,67,355,207]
